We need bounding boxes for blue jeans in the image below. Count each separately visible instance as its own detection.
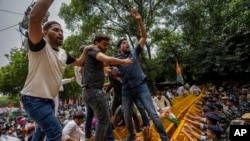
[122,82,169,141]
[85,104,115,141]
[32,126,45,141]
[106,122,115,141]
[82,88,110,141]
[85,104,94,138]
[21,95,62,141]
[134,99,150,127]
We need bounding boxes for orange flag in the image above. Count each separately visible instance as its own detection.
[176,58,184,85]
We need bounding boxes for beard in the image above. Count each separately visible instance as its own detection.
[55,38,63,46]
[47,34,63,46]
[124,50,131,54]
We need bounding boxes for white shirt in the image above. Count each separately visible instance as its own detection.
[189,85,201,95]
[21,40,68,99]
[153,95,171,109]
[0,135,21,141]
[60,78,72,91]
[62,120,85,141]
[176,86,189,96]
[74,66,83,87]
[166,91,174,99]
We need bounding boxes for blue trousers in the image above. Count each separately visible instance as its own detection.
[21,95,62,141]
[82,88,110,141]
[122,82,169,141]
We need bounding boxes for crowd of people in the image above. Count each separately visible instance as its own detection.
[0,84,186,140]
[1,0,250,141]
[1,83,250,141]
[180,84,250,141]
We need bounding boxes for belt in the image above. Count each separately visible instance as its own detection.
[21,95,53,102]
[82,86,92,90]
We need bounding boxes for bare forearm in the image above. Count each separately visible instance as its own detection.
[28,0,54,43]
[103,82,111,87]
[186,129,200,140]
[131,9,147,47]
[75,50,88,66]
[138,18,147,39]
[186,119,199,127]
[137,18,147,47]
[190,125,203,134]
[29,0,54,22]
[96,52,133,65]
[73,45,92,66]
[104,57,127,65]
[182,130,195,141]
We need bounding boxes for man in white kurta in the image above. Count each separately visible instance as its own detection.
[62,112,85,141]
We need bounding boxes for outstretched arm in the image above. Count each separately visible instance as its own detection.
[181,129,195,141]
[62,77,75,85]
[184,118,201,127]
[29,0,54,44]
[130,9,147,48]
[185,129,202,140]
[96,52,133,65]
[72,44,96,66]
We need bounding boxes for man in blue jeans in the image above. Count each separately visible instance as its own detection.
[106,66,150,129]
[116,9,169,141]
[82,33,133,141]
[85,104,115,141]
[20,0,94,140]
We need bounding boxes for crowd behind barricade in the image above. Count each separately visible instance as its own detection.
[1,82,249,141]
[0,83,198,141]
[171,82,250,141]
[10,1,205,140]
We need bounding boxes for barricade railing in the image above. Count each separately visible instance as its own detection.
[113,94,203,140]
[165,94,199,138]
[170,94,203,140]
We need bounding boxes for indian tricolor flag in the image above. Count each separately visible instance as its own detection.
[176,58,184,85]
[162,108,179,127]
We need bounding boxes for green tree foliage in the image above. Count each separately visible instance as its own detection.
[61,65,83,98]
[0,48,28,97]
[58,0,180,93]
[174,0,250,83]
[1,0,250,97]
[0,97,19,108]
[59,0,178,57]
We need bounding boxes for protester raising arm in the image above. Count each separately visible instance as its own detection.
[130,9,147,48]
[29,0,55,45]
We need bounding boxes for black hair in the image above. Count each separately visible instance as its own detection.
[116,38,127,48]
[43,21,61,31]
[93,33,110,44]
[73,111,85,119]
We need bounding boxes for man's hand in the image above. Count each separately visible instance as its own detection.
[158,108,163,114]
[70,77,75,82]
[130,9,141,21]
[85,44,96,50]
[122,58,134,64]
[143,126,152,141]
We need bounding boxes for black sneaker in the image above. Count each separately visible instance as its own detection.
[126,135,137,141]
[136,128,143,133]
